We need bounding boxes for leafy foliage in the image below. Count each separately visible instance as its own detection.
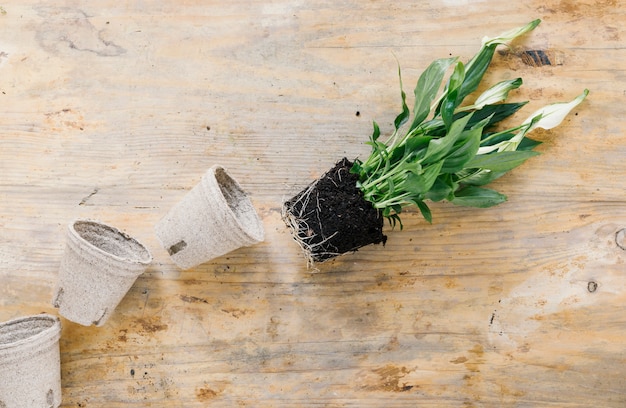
[351,19,588,226]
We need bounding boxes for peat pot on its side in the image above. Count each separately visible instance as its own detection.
[53,219,153,327]
[0,314,62,408]
[155,165,265,270]
[282,157,387,264]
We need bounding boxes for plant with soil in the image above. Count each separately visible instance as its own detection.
[283,19,588,265]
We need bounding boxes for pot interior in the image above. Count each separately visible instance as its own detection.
[0,315,57,347]
[73,220,151,263]
[215,168,262,238]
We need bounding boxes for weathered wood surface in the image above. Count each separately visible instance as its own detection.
[1,0,625,406]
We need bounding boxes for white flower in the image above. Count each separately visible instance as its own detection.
[471,78,523,110]
[482,19,542,48]
[521,88,589,132]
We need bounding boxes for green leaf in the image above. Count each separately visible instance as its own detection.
[457,45,496,105]
[458,169,504,186]
[371,120,381,142]
[464,150,540,172]
[403,135,432,155]
[420,102,528,138]
[440,126,482,173]
[472,102,528,128]
[402,160,444,195]
[394,66,410,131]
[441,89,459,131]
[424,176,454,202]
[480,131,516,147]
[423,113,473,164]
[441,61,466,129]
[386,135,430,168]
[415,200,433,223]
[365,140,388,165]
[350,160,363,175]
[518,136,542,151]
[409,57,457,131]
[403,160,423,175]
[451,186,507,208]
[387,214,404,230]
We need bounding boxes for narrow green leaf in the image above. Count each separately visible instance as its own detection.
[415,200,433,223]
[472,102,528,128]
[441,126,482,173]
[371,120,381,142]
[404,161,423,176]
[464,150,540,172]
[424,113,473,164]
[421,102,528,138]
[350,160,363,175]
[402,160,444,195]
[441,62,466,129]
[386,177,395,196]
[518,137,542,151]
[451,186,507,208]
[403,135,432,156]
[480,131,517,147]
[457,45,496,105]
[424,175,452,202]
[441,89,459,130]
[458,169,504,186]
[387,214,404,230]
[394,66,410,131]
[409,57,458,131]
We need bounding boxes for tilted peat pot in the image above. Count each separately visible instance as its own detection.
[0,314,62,408]
[53,219,152,326]
[155,165,264,269]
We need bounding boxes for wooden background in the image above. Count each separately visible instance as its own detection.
[1,0,625,406]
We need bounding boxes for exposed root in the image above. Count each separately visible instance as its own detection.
[282,179,340,267]
[282,158,386,266]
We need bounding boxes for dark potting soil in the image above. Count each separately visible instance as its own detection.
[283,157,387,262]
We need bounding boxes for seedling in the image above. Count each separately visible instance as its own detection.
[283,19,588,264]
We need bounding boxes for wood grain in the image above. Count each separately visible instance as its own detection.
[1,0,625,406]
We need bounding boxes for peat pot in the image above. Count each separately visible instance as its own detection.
[155,165,264,269]
[53,219,152,326]
[0,314,62,408]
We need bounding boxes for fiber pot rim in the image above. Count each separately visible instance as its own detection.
[69,219,153,266]
[0,314,61,354]
[201,165,264,243]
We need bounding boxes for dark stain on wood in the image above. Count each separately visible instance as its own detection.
[179,294,209,304]
[521,50,552,66]
[136,316,168,333]
[221,308,251,318]
[79,187,99,206]
[196,386,218,401]
[498,48,560,67]
[370,365,415,392]
[451,356,469,364]
[117,328,128,342]
[616,229,625,250]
